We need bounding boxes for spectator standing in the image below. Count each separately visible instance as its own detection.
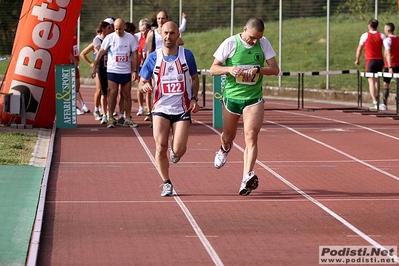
[138,21,199,196]
[209,18,280,196]
[135,19,151,116]
[80,18,115,122]
[70,34,90,115]
[381,22,399,110]
[91,18,139,128]
[355,19,386,110]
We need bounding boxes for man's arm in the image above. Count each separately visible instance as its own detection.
[355,45,363,66]
[190,73,200,113]
[131,50,138,80]
[210,58,241,77]
[138,77,153,93]
[261,57,280,76]
[145,31,154,58]
[386,49,392,71]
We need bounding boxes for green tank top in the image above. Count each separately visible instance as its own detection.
[224,34,265,100]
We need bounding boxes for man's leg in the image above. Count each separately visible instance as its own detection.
[170,120,191,160]
[368,77,378,103]
[382,81,390,106]
[238,100,264,196]
[152,115,174,196]
[221,106,240,149]
[214,105,239,169]
[242,101,264,175]
[137,90,144,115]
[107,80,119,120]
[145,92,153,121]
[121,82,132,117]
[152,115,171,181]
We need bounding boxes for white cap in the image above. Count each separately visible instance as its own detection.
[104,18,114,25]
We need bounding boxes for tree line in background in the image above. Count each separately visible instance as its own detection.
[0,0,397,54]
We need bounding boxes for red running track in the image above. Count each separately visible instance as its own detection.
[36,86,399,265]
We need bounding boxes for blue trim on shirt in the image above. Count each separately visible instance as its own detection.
[140,49,198,80]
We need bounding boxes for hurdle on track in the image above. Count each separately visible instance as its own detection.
[199,69,387,113]
[360,71,399,116]
[280,69,360,110]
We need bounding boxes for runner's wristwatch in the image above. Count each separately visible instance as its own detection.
[191,96,198,102]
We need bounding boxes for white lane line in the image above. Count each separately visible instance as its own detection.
[46,198,399,204]
[131,127,224,266]
[276,110,399,141]
[197,120,399,263]
[266,119,399,182]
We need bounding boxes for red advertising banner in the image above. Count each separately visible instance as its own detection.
[0,0,83,128]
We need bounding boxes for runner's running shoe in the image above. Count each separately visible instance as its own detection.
[93,110,102,121]
[107,118,115,128]
[144,112,152,121]
[169,147,180,163]
[76,108,84,115]
[214,143,232,169]
[161,182,173,197]
[123,119,139,128]
[81,104,90,113]
[117,116,125,126]
[101,115,108,125]
[137,107,144,116]
[239,171,259,196]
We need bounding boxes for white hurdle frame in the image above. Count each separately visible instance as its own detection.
[360,71,399,115]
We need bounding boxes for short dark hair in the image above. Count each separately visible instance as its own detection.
[125,22,136,33]
[246,18,264,32]
[369,19,379,29]
[385,22,395,32]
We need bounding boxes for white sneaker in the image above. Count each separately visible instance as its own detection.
[76,108,84,115]
[169,147,180,163]
[214,143,232,169]
[123,119,139,128]
[144,112,152,121]
[101,115,108,125]
[93,110,102,120]
[160,182,173,196]
[81,104,90,113]
[136,107,144,116]
[239,171,259,196]
[379,103,387,111]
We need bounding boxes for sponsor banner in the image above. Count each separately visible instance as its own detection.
[0,0,83,128]
[213,75,226,128]
[55,65,76,128]
[319,246,398,264]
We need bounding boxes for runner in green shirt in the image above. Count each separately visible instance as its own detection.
[210,18,280,196]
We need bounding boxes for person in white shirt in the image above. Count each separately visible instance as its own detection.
[91,18,139,128]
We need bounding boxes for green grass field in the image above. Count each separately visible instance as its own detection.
[0,132,37,165]
[1,14,398,90]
